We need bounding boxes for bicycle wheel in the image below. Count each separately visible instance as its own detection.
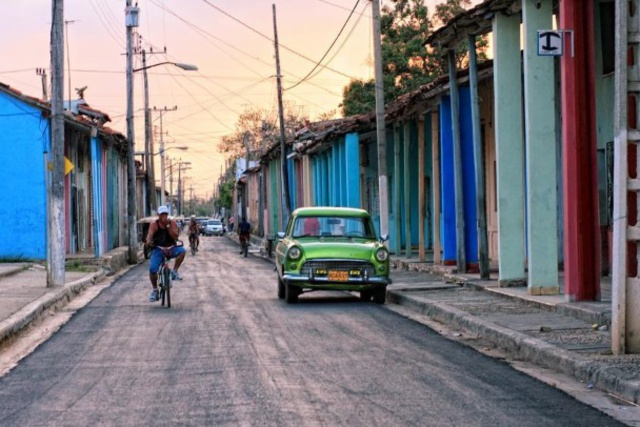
[161,268,171,306]
[166,271,172,308]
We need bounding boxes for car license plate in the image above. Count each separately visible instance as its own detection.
[328,270,348,281]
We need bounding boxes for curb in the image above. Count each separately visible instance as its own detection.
[391,259,612,327]
[387,290,640,404]
[0,269,106,347]
[0,265,28,280]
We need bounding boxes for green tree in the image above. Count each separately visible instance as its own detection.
[217,105,309,163]
[341,0,484,117]
[215,178,234,211]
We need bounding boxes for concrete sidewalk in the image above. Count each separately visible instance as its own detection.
[0,247,132,349]
[387,258,640,405]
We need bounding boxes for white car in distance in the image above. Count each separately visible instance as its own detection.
[204,219,224,236]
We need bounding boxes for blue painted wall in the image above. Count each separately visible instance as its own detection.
[344,133,360,208]
[0,92,48,259]
[440,88,479,264]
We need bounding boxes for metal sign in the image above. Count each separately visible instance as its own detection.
[538,30,563,56]
[538,29,574,57]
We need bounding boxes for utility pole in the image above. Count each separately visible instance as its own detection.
[125,1,139,264]
[372,0,389,239]
[152,106,177,208]
[272,3,291,228]
[48,0,65,287]
[142,49,158,214]
[168,158,174,209]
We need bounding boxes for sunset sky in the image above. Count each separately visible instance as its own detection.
[0,0,458,199]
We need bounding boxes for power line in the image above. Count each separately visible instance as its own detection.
[199,0,356,80]
[286,0,361,90]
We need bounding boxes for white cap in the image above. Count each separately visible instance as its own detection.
[158,206,169,215]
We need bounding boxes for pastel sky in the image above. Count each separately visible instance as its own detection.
[0,0,458,199]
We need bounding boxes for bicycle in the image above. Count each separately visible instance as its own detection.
[239,235,249,258]
[154,241,183,308]
[189,234,197,256]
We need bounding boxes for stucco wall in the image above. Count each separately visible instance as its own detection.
[0,92,48,259]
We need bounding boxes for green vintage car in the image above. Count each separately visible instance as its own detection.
[275,206,391,304]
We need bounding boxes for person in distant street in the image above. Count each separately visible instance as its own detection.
[187,215,200,252]
[238,217,251,254]
[144,206,186,302]
[228,216,235,232]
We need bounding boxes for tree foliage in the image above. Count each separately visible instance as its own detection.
[341,0,485,117]
[217,105,309,163]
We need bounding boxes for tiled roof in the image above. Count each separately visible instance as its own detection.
[0,81,122,139]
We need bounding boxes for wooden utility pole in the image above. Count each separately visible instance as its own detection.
[272,3,291,227]
[125,1,139,264]
[372,0,389,239]
[48,0,66,287]
[142,49,158,214]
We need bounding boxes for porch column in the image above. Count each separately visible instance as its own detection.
[432,112,441,264]
[394,123,402,255]
[448,50,466,273]
[560,0,600,301]
[493,12,526,285]
[523,0,559,294]
[404,121,412,258]
[418,115,426,262]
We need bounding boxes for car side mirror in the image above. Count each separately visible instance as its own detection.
[277,231,285,239]
[380,233,389,243]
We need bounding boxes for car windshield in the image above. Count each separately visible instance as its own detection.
[208,220,221,226]
[291,215,376,239]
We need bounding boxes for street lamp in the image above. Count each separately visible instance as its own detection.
[134,50,197,215]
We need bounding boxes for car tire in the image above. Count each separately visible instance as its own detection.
[372,288,386,304]
[277,276,285,299]
[359,290,372,301]
[285,282,298,304]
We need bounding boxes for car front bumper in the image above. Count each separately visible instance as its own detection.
[282,272,391,290]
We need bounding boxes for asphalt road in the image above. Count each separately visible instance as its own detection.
[0,236,625,426]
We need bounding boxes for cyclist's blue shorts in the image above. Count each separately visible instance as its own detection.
[149,246,186,274]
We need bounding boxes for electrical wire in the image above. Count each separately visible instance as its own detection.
[199,0,356,80]
[286,0,361,90]
[308,0,368,81]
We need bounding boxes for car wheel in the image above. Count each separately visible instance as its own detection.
[277,276,285,299]
[285,282,299,304]
[372,287,386,304]
[359,290,372,301]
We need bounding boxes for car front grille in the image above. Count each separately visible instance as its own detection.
[301,260,375,276]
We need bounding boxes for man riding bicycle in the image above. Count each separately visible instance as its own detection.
[145,206,186,302]
[238,217,251,255]
[187,215,200,252]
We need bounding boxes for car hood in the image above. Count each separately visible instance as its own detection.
[298,240,380,260]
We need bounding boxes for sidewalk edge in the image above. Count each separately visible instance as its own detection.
[387,291,640,404]
[0,270,106,347]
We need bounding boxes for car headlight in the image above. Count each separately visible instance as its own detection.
[375,247,388,262]
[288,246,301,260]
